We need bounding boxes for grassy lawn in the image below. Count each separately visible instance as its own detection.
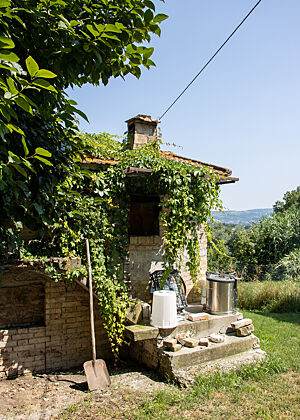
[59,311,300,419]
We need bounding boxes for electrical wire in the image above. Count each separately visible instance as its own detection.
[159,0,263,120]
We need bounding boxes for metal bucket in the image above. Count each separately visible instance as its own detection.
[206,272,238,315]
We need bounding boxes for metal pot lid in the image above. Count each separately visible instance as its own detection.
[206,271,238,283]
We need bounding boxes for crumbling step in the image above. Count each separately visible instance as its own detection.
[159,312,242,339]
[159,334,259,374]
[173,348,267,385]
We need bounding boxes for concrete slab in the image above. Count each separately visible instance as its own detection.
[159,334,259,371]
[174,348,267,385]
[159,312,243,339]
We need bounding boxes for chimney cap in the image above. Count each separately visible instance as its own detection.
[125,114,160,125]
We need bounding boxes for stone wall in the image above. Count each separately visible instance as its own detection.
[0,266,111,379]
[127,224,207,304]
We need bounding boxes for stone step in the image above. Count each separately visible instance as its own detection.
[159,334,259,376]
[158,312,242,340]
[173,348,267,385]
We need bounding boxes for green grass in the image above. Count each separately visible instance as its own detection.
[244,310,300,370]
[238,280,300,312]
[59,311,300,419]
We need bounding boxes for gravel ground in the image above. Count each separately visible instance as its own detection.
[0,364,168,420]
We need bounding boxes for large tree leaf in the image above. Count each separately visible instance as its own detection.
[14,97,33,114]
[0,0,10,8]
[25,56,39,77]
[32,79,57,92]
[153,14,168,23]
[34,156,53,166]
[35,69,57,79]
[0,50,19,62]
[35,147,52,157]
[0,36,15,49]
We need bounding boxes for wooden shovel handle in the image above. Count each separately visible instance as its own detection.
[86,239,97,366]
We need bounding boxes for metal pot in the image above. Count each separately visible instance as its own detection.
[206,272,238,315]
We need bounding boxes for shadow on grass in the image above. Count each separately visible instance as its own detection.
[251,311,300,326]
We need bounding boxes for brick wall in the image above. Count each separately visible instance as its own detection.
[0,266,111,379]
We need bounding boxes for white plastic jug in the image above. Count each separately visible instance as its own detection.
[151,290,177,328]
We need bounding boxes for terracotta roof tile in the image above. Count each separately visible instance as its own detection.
[82,151,232,177]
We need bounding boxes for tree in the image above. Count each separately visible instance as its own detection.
[273,186,300,214]
[0,0,167,257]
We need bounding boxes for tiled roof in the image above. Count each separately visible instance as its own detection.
[82,151,238,184]
[159,151,232,176]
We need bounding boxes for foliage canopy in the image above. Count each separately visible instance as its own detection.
[0,1,224,356]
[0,0,167,253]
[208,186,300,281]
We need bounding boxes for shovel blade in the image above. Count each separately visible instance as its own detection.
[84,359,111,391]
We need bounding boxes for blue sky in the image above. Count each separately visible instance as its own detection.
[69,0,300,210]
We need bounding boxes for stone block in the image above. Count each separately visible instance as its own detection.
[28,337,49,344]
[12,334,28,341]
[183,338,198,348]
[163,338,182,352]
[172,344,182,352]
[15,344,33,352]
[175,333,187,340]
[231,318,252,329]
[163,337,177,350]
[209,334,225,343]
[125,325,159,342]
[56,257,81,272]
[126,300,143,325]
[187,313,210,322]
[236,324,254,337]
[142,303,151,321]
[198,338,209,347]
[17,339,29,346]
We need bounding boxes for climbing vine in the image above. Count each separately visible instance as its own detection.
[1,133,222,358]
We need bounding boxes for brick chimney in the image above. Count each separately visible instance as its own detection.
[125,115,160,149]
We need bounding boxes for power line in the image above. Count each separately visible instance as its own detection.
[159,0,263,120]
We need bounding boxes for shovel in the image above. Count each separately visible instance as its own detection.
[84,239,111,391]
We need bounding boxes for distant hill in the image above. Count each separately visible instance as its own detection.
[212,208,273,225]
